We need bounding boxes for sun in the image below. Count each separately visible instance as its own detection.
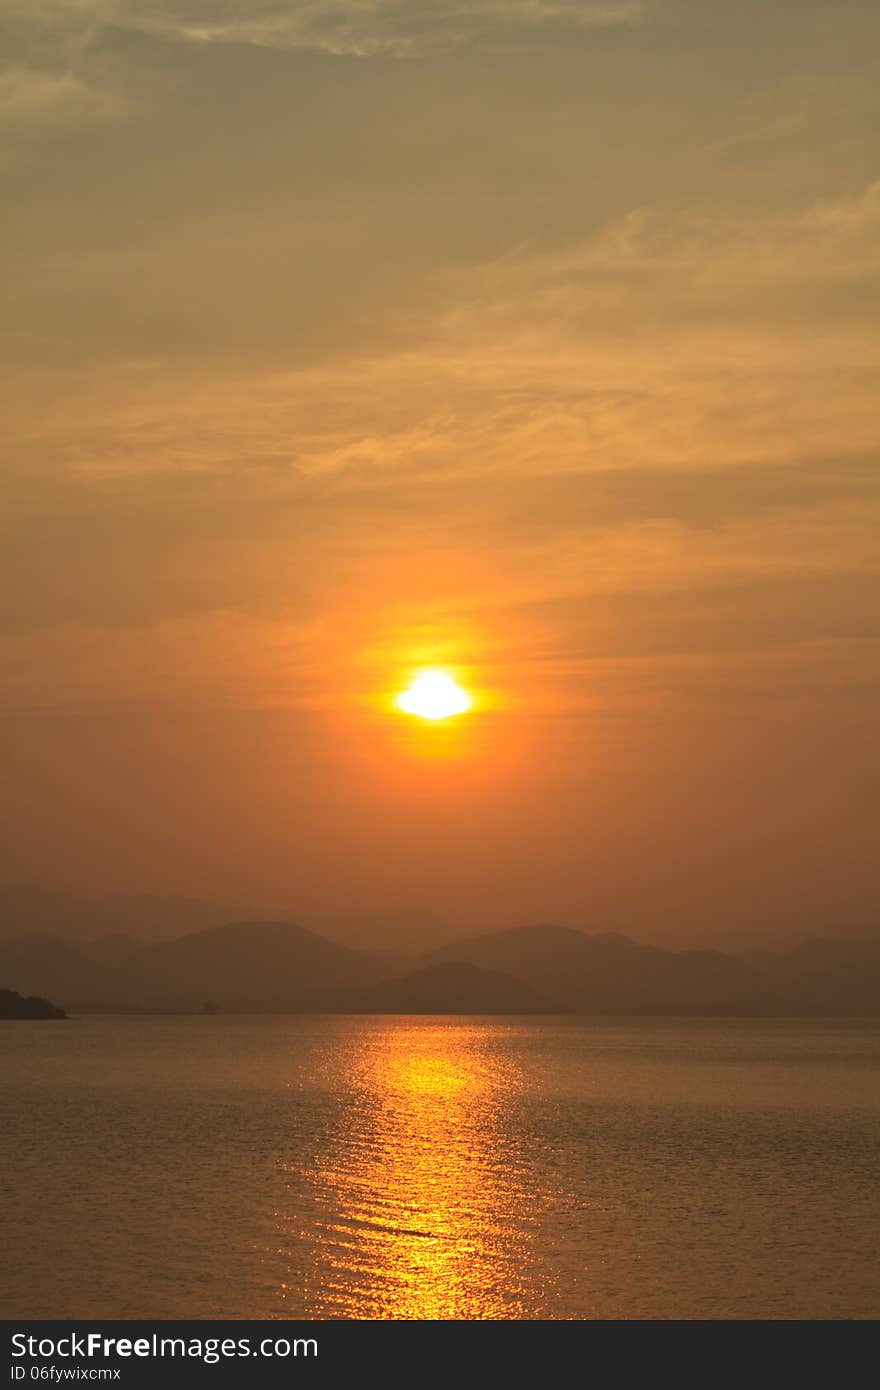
[396,670,472,721]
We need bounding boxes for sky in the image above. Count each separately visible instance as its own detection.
[1,1,878,946]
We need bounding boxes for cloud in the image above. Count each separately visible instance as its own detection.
[5,171,879,513]
[1,2,877,722]
[460,179,880,335]
[0,67,122,127]
[146,1,645,57]
[0,609,325,713]
[1,1,645,61]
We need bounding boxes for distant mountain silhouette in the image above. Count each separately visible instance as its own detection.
[0,884,244,945]
[2,912,878,1015]
[89,934,144,966]
[120,920,386,1011]
[424,924,776,1013]
[0,934,113,1006]
[0,987,66,1019]
[309,961,553,1015]
[755,937,880,1014]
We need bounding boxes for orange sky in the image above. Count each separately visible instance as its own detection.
[1,1,878,944]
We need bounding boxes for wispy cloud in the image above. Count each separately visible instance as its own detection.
[150,1,646,57]
[0,67,123,127]
[1,0,877,725]
[2,0,645,59]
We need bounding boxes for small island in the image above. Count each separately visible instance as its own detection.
[0,988,67,1020]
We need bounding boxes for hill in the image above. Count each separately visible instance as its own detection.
[754,937,880,1014]
[121,920,387,1011]
[310,961,553,1015]
[0,988,66,1019]
[4,913,879,1015]
[0,919,388,1011]
[0,884,243,945]
[0,934,115,1007]
[424,924,776,1013]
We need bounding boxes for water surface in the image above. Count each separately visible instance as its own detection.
[2,1015,878,1319]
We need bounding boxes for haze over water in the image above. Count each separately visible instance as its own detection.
[3,1015,878,1320]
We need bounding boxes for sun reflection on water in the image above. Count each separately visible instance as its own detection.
[279,1022,535,1319]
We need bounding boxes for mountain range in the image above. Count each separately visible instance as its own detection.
[1,913,878,1016]
[0,884,241,945]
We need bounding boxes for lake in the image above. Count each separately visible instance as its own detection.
[2,1015,878,1319]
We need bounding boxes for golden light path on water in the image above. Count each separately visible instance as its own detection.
[277,1023,538,1319]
